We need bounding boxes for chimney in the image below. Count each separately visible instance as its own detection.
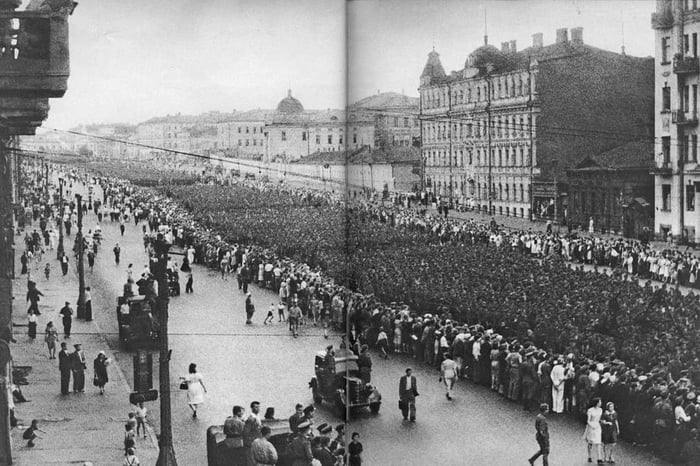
[556,28,568,44]
[501,42,510,53]
[570,27,583,44]
[510,40,517,53]
[532,33,543,48]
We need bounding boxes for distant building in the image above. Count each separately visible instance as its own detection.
[567,140,655,237]
[419,28,653,220]
[652,0,700,242]
[215,89,375,162]
[349,92,420,148]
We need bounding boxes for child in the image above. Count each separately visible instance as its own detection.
[135,403,147,438]
[23,419,44,447]
[124,422,136,454]
[277,301,286,322]
[127,412,137,432]
[123,447,140,466]
[264,303,275,325]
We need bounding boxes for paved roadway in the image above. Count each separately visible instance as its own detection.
[77,178,667,465]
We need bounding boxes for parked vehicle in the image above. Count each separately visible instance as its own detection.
[116,295,159,350]
[308,348,381,418]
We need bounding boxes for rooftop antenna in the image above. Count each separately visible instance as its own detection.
[483,4,488,45]
[620,8,626,55]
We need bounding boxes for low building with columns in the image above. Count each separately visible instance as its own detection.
[420,27,653,221]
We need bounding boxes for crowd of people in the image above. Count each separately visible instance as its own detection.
[72,161,700,464]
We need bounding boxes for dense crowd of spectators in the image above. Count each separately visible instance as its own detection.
[84,162,700,464]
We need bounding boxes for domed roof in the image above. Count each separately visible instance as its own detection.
[276,89,304,114]
[465,44,509,73]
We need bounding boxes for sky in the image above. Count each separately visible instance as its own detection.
[37,0,656,129]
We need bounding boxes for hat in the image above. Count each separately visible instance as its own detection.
[297,421,311,430]
[74,344,81,348]
[98,350,105,356]
[246,292,252,296]
[317,423,332,435]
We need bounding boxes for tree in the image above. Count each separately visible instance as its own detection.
[78,144,93,157]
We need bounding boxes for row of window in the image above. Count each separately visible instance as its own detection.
[425,145,531,168]
[660,184,697,212]
[387,116,414,128]
[423,73,531,109]
[238,139,264,147]
[279,131,357,144]
[236,126,265,134]
[660,135,699,163]
[431,178,529,203]
[423,115,532,143]
[661,32,700,63]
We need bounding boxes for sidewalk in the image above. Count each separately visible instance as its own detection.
[9,227,159,464]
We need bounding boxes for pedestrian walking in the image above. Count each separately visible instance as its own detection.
[528,403,550,466]
[71,343,87,393]
[398,368,418,422]
[348,432,363,466]
[113,243,121,265]
[44,321,58,358]
[135,402,147,438]
[289,302,301,337]
[600,401,620,463]
[245,293,255,325]
[584,397,604,464]
[124,422,136,454]
[119,219,125,236]
[264,302,275,325]
[44,262,50,280]
[93,351,110,394]
[87,250,95,272]
[27,312,37,339]
[181,363,207,418]
[59,301,73,338]
[58,342,71,395]
[277,301,286,322]
[26,281,43,315]
[376,328,389,359]
[60,252,69,275]
[185,270,193,293]
[357,345,372,384]
[20,251,28,275]
[440,352,458,400]
[84,286,93,321]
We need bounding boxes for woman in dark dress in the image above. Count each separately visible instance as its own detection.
[93,351,109,394]
[600,401,620,463]
[348,432,363,466]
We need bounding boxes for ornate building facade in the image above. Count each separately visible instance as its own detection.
[420,28,654,220]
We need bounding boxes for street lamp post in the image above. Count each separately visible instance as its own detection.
[56,178,64,260]
[75,194,86,319]
[152,237,178,466]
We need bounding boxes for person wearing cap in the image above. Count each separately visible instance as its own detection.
[59,301,73,339]
[528,403,550,466]
[288,421,313,466]
[58,341,72,395]
[70,343,87,393]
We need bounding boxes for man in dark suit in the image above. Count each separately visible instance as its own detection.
[70,343,87,393]
[58,342,71,395]
[399,368,418,422]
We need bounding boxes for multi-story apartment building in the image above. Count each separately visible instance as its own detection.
[420,28,653,220]
[652,0,700,242]
[349,92,420,148]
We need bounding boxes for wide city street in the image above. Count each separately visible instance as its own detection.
[73,181,667,465]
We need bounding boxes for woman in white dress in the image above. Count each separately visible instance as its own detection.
[182,363,207,418]
[584,397,603,463]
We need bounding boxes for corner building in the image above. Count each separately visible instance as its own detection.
[420,28,653,220]
[652,0,700,242]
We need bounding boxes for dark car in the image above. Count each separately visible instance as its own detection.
[116,295,159,350]
[308,348,381,418]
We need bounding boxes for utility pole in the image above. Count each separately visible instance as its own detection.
[152,236,178,466]
[57,178,64,260]
[0,133,16,465]
[75,194,86,319]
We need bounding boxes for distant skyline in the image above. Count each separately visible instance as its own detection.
[41,0,656,129]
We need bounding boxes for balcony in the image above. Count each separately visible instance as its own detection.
[651,10,674,29]
[651,161,673,176]
[674,56,700,75]
[672,110,699,126]
[0,1,77,135]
